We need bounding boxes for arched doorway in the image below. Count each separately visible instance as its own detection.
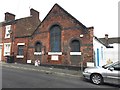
[34,41,42,64]
[35,42,42,52]
[70,39,81,66]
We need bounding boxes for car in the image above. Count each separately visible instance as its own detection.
[83,61,120,85]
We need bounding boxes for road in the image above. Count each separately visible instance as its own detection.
[2,64,119,88]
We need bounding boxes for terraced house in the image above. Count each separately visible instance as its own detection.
[0,8,40,63]
[0,4,94,67]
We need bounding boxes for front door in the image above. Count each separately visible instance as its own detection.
[70,40,81,66]
[70,55,81,66]
[0,45,2,61]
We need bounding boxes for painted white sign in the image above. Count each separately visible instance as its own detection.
[87,62,95,67]
[51,55,59,61]
[70,52,81,55]
[27,60,31,63]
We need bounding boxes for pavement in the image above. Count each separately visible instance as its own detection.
[1,62,83,78]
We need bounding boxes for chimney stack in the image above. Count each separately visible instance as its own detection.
[105,34,109,46]
[105,34,108,40]
[30,8,39,19]
[5,12,15,21]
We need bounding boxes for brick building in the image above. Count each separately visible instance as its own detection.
[0,8,40,63]
[0,3,94,67]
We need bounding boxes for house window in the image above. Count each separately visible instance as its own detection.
[17,45,24,56]
[50,25,61,52]
[4,43,11,56]
[35,42,41,52]
[5,25,11,38]
[70,40,80,52]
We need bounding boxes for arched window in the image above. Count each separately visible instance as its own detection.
[50,25,61,52]
[35,42,41,52]
[70,40,80,52]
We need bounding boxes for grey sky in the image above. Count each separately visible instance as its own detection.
[0,0,118,38]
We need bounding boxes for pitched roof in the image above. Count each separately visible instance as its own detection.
[95,36,120,48]
[15,16,40,38]
[99,37,120,44]
[33,3,91,35]
[94,36,115,48]
[52,4,87,28]
[3,16,40,38]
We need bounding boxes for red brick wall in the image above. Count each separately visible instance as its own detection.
[1,5,94,67]
[14,37,29,63]
[27,5,94,66]
[1,9,40,63]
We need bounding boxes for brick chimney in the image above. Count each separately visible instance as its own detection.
[30,8,39,19]
[105,34,108,40]
[105,34,109,46]
[5,12,15,21]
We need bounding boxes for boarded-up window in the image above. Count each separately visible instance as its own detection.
[35,42,41,52]
[50,25,61,52]
[70,40,80,52]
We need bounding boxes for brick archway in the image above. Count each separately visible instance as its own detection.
[69,37,82,66]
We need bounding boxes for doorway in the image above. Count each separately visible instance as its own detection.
[70,39,81,66]
[0,45,2,61]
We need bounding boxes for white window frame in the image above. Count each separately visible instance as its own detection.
[5,25,11,39]
[4,43,11,56]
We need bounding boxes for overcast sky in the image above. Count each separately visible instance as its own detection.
[0,0,119,38]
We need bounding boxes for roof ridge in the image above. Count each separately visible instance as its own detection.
[31,3,89,36]
[54,3,87,29]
